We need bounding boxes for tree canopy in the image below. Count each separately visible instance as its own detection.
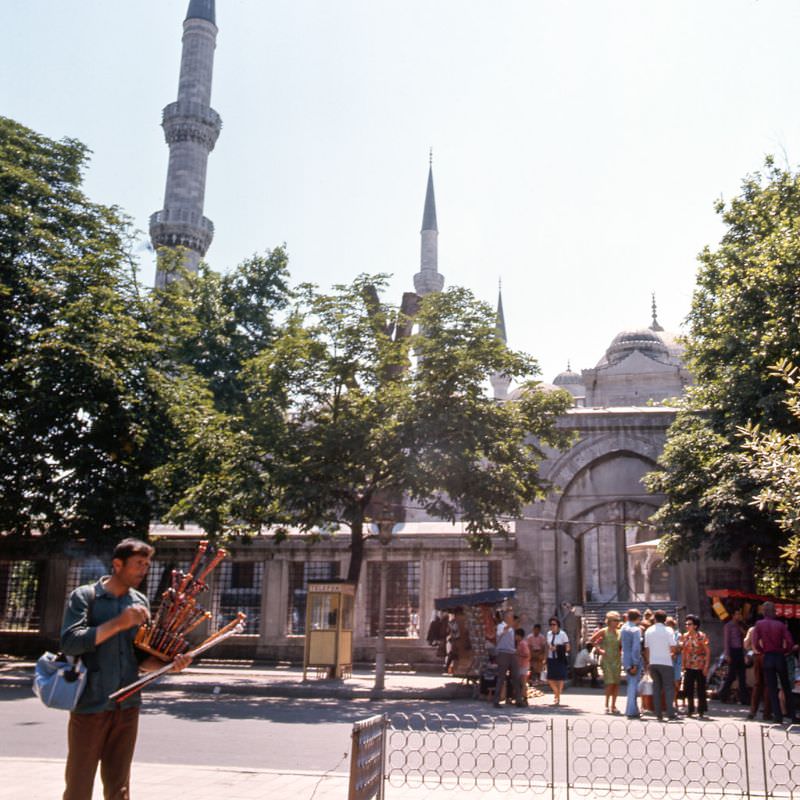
[740,360,800,572]
[1,117,572,585]
[238,276,574,584]
[645,159,800,588]
[0,116,161,546]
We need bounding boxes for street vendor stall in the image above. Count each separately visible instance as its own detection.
[705,588,800,697]
[434,588,515,696]
[705,589,800,622]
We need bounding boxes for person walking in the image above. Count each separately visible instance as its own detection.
[744,623,771,721]
[753,601,798,725]
[527,624,547,686]
[493,609,522,708]
[60,538,192,800]
[644,609,678,721]
[681,614,711,719]
[718,610,748,705]
[546,616,570,706]
[590,611,622,714]
[666,616,683,713]
[621,608,643,719]
[515,628,531,706]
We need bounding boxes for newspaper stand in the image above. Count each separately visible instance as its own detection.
[303,580,355,680]
[434,588,515,696]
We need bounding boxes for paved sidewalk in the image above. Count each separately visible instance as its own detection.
[0,757,351,800]
[0,657,469,700]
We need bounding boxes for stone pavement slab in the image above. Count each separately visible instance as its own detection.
[0,757,351,800]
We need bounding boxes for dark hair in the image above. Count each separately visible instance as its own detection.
[516,628,525,638]
[548,617,560,628]
[113,538,155,563]
[627,609,641,622]
[654,609,667,624]
[685,614,701,629]
[533,624,541,631]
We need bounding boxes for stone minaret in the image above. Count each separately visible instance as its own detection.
[151,0,221,288]
[413,154,445,296]
[491,283,512,401]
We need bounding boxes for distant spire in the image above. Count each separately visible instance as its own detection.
[491,280,511,401]
[186,0,215,24]
[152,0,220,286]
[649,292,664,332]
[567,359,571,372]
[414,155,443,296]
[421,163,438,233]
[496,281,507,343]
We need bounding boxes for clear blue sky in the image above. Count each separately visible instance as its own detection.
[4,1,800,381]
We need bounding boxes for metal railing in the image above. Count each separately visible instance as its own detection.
[368,711,800,799]
[349,714,387,800]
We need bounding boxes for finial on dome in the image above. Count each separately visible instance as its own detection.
[649,292,664,332]
[429,147,433,167]
[567,359,571,372]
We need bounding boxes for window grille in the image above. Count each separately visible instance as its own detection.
[288,561,339,635]
[448,560,502,595]
[367,561,420,638]
[0,560,43,632]
[64,558,189,609]
[65,557,108,597]
[210,560,263,635]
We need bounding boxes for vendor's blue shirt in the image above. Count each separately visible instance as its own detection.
[60,577,148,713]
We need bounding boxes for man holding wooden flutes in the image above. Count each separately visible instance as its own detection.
[60,538,192,800]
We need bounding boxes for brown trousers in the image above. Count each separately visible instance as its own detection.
[64,707,140,800]
[749,654,771,719]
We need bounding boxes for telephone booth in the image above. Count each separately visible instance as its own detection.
[303,580,355,680]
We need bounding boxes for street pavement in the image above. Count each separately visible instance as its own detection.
[1,658,793,799]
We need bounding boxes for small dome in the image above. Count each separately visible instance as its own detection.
[605,328,669,365]
[553,369,584,387]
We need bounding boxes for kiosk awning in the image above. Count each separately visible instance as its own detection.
[434,588,515,610]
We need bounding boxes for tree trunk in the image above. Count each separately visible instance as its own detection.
[346,512,365,586]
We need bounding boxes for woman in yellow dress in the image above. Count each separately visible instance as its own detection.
[590,611,622,714]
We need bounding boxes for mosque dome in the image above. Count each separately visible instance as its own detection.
[603,327,670,365]
[553,368,584,388]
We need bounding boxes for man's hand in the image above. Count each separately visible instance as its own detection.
[628,665,638,676]
[171,653,193,673]
[118,604,150,631]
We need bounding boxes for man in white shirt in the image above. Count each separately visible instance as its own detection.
[494,609,522,708]
[572,642,599,687]
[644,609,678,721]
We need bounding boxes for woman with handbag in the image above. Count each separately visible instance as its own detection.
[546,616,570,706]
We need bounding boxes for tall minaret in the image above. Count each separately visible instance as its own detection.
[413,152,444,296]
[491,282,512,401]
[151,0,221,288]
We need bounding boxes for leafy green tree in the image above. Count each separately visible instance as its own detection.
[0,116,167,547]
[242,276,573,585]
[646,159,800,584]
[740,360,800,571]
[144,252,290,536]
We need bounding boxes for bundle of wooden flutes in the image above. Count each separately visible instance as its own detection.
[135,541,231,661]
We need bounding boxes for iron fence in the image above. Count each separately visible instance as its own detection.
[350,713,387,800]
[377,711,800,799]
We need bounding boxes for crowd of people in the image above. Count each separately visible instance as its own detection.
[430,602,800,724]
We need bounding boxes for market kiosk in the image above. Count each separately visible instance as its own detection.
[434,588,516,695]
[302,580,355,680]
